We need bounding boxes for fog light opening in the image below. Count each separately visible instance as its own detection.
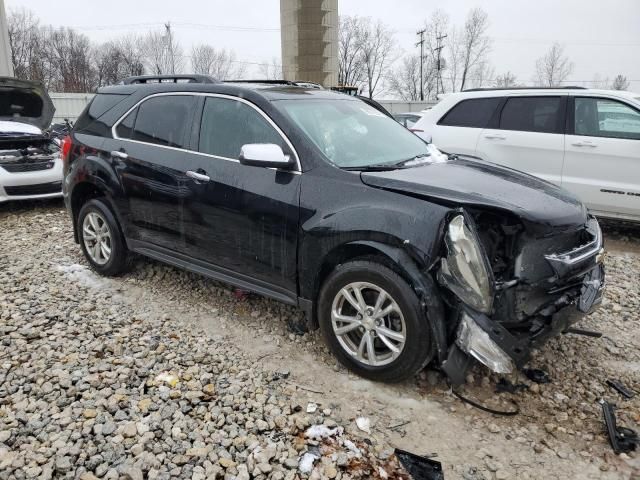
[455,313,515,374]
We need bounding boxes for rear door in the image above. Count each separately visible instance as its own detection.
[105,94,198,251]
[430,97,502,155]
[563,96,640,219]
[476,95,567,185]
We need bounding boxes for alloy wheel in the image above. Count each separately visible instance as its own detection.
[82,212,112,266]
[331,282,407,367]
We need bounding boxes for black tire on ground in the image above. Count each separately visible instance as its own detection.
[77,198,129,276]
[317,260,434,383]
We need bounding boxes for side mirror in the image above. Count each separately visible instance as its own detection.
[239,144,293,169]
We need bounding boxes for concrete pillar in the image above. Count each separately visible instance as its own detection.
[280,0,338,87]
[0,0,13,77]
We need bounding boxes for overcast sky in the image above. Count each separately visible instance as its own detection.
[6,0,640,93]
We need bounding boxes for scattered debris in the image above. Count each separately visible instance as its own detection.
[600,399,639,454]
[305,425,344,439]
[495,378,529,394]
[395,449,445,480]
[298,452,320,474]
[606,379,635,400]
[306,402,318,413]
[452,389,519,416]
[389,420,412,431]
[271,369,290,381]
[522,368,551,384]
[232,288,249,300]
[564,327,603,338]
[154,372,179,388]
[356,416,371,434]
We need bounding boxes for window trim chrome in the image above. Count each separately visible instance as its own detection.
[111,91,302,173]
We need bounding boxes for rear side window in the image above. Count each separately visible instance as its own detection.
[115,108,137,139]
[75,93,128,135]
[499,96,562,133]
[198,97,287,159]
[438,98,501,128]
[574,97,640,140]
[131,95,196,148]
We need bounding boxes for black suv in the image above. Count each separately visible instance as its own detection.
[63,76,605,384]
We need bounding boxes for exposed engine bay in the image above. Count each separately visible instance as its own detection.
[0,136,59,173]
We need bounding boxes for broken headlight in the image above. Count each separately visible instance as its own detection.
[438,214,494,313]
[456,312,514,374]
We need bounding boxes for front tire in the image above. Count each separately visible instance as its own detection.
[77,198,129,276]
[317,260,433,382]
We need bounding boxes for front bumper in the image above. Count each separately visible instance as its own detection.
[0,158,63,202]
[442,218,605,384]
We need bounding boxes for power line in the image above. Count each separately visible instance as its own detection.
[69,21,280,33]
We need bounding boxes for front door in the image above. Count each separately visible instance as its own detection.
[182,95,301,297]
[563,96,640,219]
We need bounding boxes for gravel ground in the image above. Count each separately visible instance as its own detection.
[1,199,639,480]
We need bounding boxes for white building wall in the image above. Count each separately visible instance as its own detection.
[50,93,95,124]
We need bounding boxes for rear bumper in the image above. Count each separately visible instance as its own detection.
[0,158,63,202]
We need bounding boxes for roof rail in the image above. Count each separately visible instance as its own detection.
[224,79,299,86]
[119,74,217,85]
[463,86,588,92]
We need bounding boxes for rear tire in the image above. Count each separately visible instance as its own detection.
[77,198,129,276]
[317,260,433,382]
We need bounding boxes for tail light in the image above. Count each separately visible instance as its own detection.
[60,135,72,166]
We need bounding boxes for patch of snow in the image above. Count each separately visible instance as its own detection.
[56,264,109,290]
[342,439,362,456]
[306,402,317,413]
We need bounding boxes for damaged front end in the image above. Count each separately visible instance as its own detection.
[0,136,59,173]
[437,209,605,385]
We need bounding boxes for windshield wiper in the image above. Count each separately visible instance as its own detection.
[341,164,405,172]
[389,153,431,168]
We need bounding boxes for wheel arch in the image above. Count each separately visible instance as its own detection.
[70,181,124,244]
[309,240,448,364]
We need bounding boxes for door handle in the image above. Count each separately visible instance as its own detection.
[111,150,128,159]
[186,170,210,182]
[571,141,597,148]
[484,134,506,140]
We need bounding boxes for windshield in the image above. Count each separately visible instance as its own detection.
[275,99,431,168]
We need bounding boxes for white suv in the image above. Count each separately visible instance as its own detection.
[412,88,640,222]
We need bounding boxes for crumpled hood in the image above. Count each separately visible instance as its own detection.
[0,77,55,130]
[360,158,588,232]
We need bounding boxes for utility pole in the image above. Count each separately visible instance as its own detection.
[433,33,447,96]
[0,0,14,77]
[415,29,426,101]
[164,22,174,74]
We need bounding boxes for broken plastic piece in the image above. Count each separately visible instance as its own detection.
[495,378,529,394]
[306,402,317,413]
[606,380,635,400]
[522,368,550,384]
[600,399,639,454]
[395,448,444,480]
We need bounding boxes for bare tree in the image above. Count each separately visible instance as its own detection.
[338,15,366,88]
[141,27,184,75]
[611,74,630,91]
[44,26,96,92]
[494,71,518,88]
[388,53,438,101]
[259,57,282,80]
[458,8,491,91]
[534,42,573,87]
[7,8,44,81]
[466,59,494,90]
[191,45,245,80]
[359,19,395,98]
